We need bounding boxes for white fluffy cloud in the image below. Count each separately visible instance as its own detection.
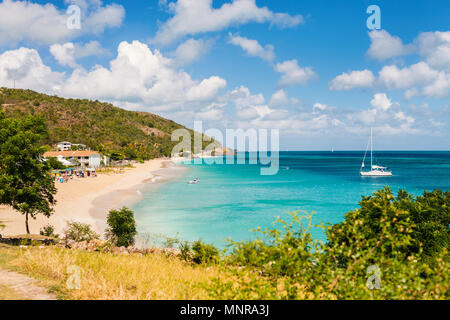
[269,89,288,106]
[50,41,107,68]
[370,93,392,111]
[61,41,227,109]
[345,93,423,135]
[0,47,63,92]
[416,31,450,71]
[50,42,78,68]
[367,30,450,71]
[0,41,227,112]
[0,0,125,46]
[379,62,450,98]
[313,103,329,112]
[329,69,375,91]
[378,62,439,89]
[275,60,316,87]
[268,89,299,108]
[173,38,213,66]
[223,85,265,120]
[228,33,275,62]
[367,30,414,60]
[330,62,449,98]
[332,30,450,98]
[152,0,304,45]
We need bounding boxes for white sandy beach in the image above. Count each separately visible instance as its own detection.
[0,159,170,236]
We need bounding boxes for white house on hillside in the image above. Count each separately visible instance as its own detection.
[56,141,72,151]
[56,141,88,151]
[43,151,103,168]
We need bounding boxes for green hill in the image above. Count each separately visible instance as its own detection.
[0,88,218,160]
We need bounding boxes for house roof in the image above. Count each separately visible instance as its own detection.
[43,151,100,158]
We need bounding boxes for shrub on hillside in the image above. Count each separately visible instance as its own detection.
[64,221,99,242]
[192,240,219,264]
[40,224,59,238]
[105,207,137,247]
[179,240,219,264]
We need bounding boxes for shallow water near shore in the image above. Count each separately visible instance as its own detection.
[90,161,187,233]
[132,151,450,247]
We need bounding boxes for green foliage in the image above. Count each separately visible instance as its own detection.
[179,240,220,265]
[40,224,59,238]
[327,188,449,265]
[105,207,137,247]
[207,188,449,299]
[326,187,415,267]
[46,157,67,170]
[109,151,125,161]
[0,111,57,234]
[64,221,99,242]
[191,240,220,264]
[396,189,450,260]
[0,88,220,160]
[227,213,322,279]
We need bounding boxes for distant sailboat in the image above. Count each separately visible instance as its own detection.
[360,128,392,177]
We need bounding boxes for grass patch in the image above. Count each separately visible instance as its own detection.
[0,284,28,300]
[0,245,17,269]
[0,246,223,300]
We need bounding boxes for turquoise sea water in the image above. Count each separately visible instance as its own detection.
[133,151,450,247]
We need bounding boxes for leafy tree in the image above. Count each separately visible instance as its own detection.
[46,157,67,170]
[64,221,99,242]
[105,207,137,247]
[0,111,57,234]
[109,150,125,161]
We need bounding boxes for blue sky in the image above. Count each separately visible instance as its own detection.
[0,0,449,150]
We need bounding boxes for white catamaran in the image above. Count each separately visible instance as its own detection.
[360,128,392,177]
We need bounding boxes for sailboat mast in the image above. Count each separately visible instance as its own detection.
[370,128,373,169]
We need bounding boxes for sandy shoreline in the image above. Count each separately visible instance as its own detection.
[0,158,174,236]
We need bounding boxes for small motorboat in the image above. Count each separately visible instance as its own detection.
[188,178,199,184]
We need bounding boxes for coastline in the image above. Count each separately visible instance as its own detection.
[0,158,177,236]
[89,160,189,234]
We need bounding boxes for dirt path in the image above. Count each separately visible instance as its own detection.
[0,268,57,300]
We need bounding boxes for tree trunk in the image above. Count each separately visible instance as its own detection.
[25,212,30,234]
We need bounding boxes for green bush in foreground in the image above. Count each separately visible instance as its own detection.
[105,207,137,247]
[64,221,99,242]
[206,188,449,299]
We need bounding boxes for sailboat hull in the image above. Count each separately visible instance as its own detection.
[360,170,392,177]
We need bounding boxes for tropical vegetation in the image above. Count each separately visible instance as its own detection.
[105,207,137,247]
[0,111,57,234]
